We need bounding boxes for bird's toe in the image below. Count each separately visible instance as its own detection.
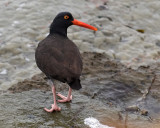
[44,104,61,112]
[57,93,72,103]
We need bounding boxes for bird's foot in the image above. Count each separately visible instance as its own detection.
[57,93,72,103]
[44,104,61,112]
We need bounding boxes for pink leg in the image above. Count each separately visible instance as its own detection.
[57,87,72,103]
[44,86,61,112]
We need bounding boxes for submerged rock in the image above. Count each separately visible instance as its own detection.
[141,109,148,116]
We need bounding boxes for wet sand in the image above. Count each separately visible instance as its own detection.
[4,52,160,128]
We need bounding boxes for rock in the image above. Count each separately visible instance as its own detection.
[141,109,148,116]
[0,90,118,128]
[4,52,160,127]
[156,41,160,47]
[97,5,107,10]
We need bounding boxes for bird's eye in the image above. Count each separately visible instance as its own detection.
[64,15,69,20]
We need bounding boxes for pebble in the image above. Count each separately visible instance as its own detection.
[141,109,148,116]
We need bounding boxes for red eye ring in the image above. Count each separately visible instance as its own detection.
[64,15,69,19]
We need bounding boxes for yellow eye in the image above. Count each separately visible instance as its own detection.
[64,15,69,20]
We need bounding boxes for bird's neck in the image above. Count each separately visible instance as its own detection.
[50,23,67,37]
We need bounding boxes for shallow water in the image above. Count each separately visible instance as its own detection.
[0,0,96,90]
[0,0,160,127]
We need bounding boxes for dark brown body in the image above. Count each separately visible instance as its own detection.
[35,34,83,90]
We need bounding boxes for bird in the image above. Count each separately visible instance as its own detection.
[35,12,97,112]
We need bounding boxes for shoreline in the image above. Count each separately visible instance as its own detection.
[4,52,160,128]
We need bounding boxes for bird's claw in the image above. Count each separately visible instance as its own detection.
[44,104,61,112]
[57,93,72,103]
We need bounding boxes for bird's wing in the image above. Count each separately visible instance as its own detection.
[50,45,82,76]
[36,40,82,81]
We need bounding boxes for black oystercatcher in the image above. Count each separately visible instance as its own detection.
[35,12,97,112]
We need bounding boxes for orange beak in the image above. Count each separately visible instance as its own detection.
[72,19,97,31]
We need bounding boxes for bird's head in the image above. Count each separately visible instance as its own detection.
[50,12,97,36]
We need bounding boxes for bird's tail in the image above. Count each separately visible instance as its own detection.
[68,78,82,90]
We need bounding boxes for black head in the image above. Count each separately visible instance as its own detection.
[53,12,74,27]
[49,12,97,37]
[50,12,74,36]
